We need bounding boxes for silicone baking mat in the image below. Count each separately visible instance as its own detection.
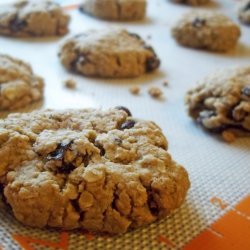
[0,0,250,249]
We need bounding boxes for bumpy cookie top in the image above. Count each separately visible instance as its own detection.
[59,29,160,78]
[186,67,250,136]
[80,0,146,21]
[172,10,241,51]
[0,108,190,234]
[0,54,44,110]
[175,11,237,27]
[0,0,70,37]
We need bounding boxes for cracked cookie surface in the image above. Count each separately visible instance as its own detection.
[0,54,44,111]
[59,29,160,78]
[80,0,146,21]
[238,0,250,25]
[186,66,250,137]
[172,11,241,52]
[170,0,210,6]
[0,0,69,37]
[0,108,190,234]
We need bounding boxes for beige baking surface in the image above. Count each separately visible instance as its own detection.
[0,0,250,249]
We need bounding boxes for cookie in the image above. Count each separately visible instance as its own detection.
[170,0,210,6]
[59,29,160,78]
[0,54,44,111]
[172,11,241,52]
[0,107,190,234]
[238,0,250,25]
[0,0,69,37]
[185,66,250,138]
[80,0,146,21]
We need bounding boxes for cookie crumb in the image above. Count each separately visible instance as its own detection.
[148,87,163,99]
[129,86,140,95]
[163,81,168,87]
[222,131,236,143]
[64,78,77,89]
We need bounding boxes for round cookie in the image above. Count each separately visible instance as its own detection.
[0,107,190,234]
[172,11,241,52]
[80,0,146,21]
[0,0,70,37]
[185,66,250,138]
[238,0,250,25]
[0,54,44,111]
[59,29,160,78]
[170,0,210,6]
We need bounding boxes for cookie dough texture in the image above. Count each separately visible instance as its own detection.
[172,11,241,52]
[80,0,146,20]
[0,0,69,37]
[59,29,160,78]
[186,66,250,136]
[170,0,210,6]
[238,0,250,25]
[0,108,190,234]
[0,54,44,111]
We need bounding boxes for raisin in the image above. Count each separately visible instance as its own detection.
[115,106,132,116]
[10,17,27,32]
[241,86,250,97]
[120,120,136,130]
[144,45,155,54]
[192,18,206,28]
[208,126,226,134]
[47,142,72,161]
[147,190,159,216]
[243,2,250,11]
[128,32,142,40]
[208,124,247,134]
[79,5,84,13]
[58,163,75,174]
[94,141,105,156]
[146,57,160,72]
[144,45,160,72]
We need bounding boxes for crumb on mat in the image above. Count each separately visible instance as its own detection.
[148,87,163,99]
[64,78,77,89]
[163,81,168,87]
[129,86,140,95]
